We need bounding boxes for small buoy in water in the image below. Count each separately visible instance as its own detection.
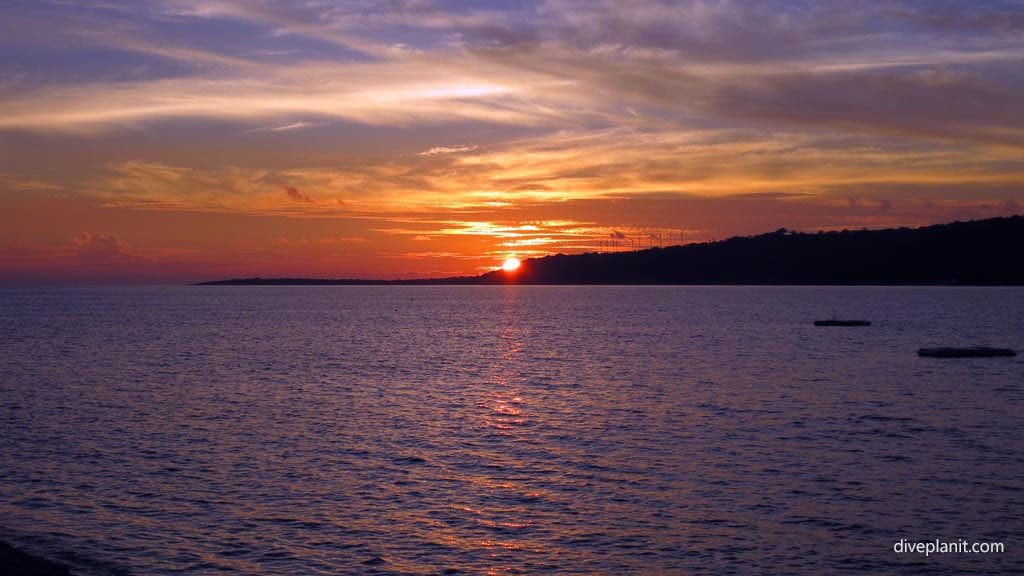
[918,347,1016,358]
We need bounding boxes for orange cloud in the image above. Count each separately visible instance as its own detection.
[2,0,1024,282]
[73,232,131,260]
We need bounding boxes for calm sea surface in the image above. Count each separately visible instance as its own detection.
[1,286,1022,575]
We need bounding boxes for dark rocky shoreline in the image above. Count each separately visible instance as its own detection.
[0,541,73,576]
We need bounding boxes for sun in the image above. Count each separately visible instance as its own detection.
[502,257,521,272]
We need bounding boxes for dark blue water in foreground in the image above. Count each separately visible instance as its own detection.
[1,286,1023,575]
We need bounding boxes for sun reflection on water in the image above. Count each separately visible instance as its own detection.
[461,286,556,571]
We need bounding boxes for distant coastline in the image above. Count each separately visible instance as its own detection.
[197,216,1024,286]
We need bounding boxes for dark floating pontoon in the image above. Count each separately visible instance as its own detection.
[814,319,871,327]
[918,347,1017,358]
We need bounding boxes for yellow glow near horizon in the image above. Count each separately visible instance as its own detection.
[3,1,1023,283]
[502,257,522,272]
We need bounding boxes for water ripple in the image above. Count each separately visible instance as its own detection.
[1,286,1022,574]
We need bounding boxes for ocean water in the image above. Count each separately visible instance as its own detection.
[1,286,1022,575]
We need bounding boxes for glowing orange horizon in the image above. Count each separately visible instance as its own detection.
[1,1,1022,283]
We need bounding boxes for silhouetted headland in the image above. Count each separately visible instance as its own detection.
[198,216,1024,286]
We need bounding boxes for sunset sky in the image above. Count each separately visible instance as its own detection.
[2,0,1023,282]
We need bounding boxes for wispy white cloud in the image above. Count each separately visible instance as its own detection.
[246,121,317,133]
[3,0,1022,144]
[418,144,478,156]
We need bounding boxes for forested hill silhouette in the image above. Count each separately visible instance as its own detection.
[199,216,1024,286]
[478,216,1024,285]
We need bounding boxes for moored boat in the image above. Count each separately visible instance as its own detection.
[814,319,871,327]
[918,347,1017,358]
